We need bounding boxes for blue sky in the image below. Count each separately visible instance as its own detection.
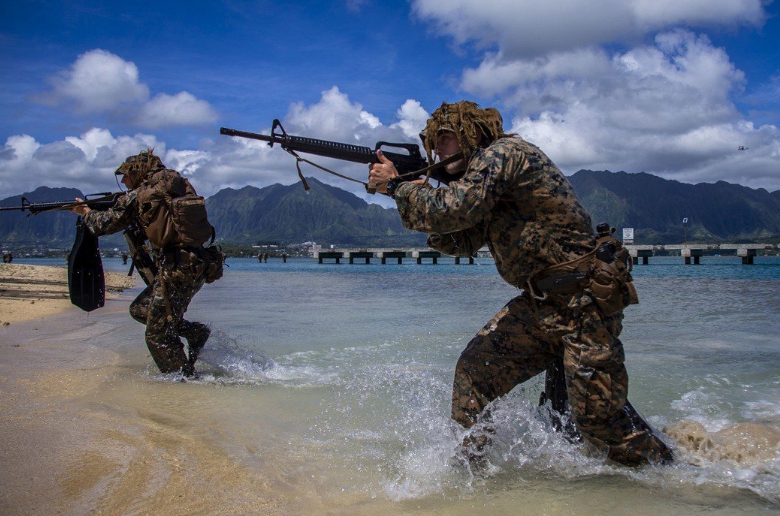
[1,0,778,205]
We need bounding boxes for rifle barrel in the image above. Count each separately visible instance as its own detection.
[220,127,377,164]
[0,193,121,214]
[220,125,429,168]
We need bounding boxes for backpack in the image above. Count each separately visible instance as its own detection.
[136,169,215,249]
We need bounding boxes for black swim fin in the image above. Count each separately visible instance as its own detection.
[68,216,105,312]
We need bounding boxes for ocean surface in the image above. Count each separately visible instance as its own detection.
[8,254,780,514]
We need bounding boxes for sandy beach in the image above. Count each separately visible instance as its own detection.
[0,263,295,515]
[0,263,136,325]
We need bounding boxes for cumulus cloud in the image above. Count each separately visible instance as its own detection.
[285,86,384,142]
[411,0,765,58]
[493,29,780,190]
[35,49,217,129]
[0,130,165,197]
[4,51,779,205]
[411,0,779,191]
[135,92,218,128]
[213,87,421,203]
[472,30,743,129]
[37,49,149,113]
[391,100,431,139]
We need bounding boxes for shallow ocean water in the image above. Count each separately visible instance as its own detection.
[4,255,780,514]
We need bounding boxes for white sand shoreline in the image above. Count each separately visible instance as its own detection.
[0,263,137,325]
[0,292,292,516]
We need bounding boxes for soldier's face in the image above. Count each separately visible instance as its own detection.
[435,131,466,175]
[435,132,460,158]
[121,172,135,189]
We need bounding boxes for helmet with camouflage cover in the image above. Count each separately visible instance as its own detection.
[115,149,165,188]
[420,101,511,164]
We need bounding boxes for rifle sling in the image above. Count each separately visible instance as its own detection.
[282,146,462,194]
[287,149,356,191]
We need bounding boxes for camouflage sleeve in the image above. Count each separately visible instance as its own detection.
[427,225,485,256]
[394,139,521,234]
[83,191,136,237]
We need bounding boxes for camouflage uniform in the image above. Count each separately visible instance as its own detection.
[395,136,672,465]
[83,183,209,377]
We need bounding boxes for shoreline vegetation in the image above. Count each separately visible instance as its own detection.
[0,263,137,325]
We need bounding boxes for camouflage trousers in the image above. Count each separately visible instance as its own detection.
[129,260,207,376]
[451,291,672,465]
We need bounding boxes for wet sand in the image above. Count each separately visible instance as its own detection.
[0,264,293,515]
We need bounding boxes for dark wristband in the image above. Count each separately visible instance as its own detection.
[386,177,404,199]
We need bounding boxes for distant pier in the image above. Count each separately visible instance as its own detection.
[316,244,777,265]
[625,243,776,265]
[315,247,487,265]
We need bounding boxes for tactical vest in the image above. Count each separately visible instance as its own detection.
[135,169,215,250]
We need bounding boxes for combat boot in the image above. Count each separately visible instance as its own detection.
[182,322,210,368]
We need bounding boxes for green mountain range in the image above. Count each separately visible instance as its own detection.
[569,170,780,243]
[2,171,779,252]
[206,178,426,247]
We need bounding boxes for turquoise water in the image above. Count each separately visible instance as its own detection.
[13,255,780,512]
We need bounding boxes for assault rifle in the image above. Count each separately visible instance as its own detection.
[0,192,121,214]
[220,120,451,191]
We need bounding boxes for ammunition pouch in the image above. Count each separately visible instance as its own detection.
[193,245,225,284]
[589,257,638,316]
[527,246,638,316]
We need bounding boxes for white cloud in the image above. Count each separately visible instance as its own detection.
[38,49,149,113]
[0,130,166,197]
[499,29,753,169]
[215,87,417,203]
[439,0,779,193]
[511,98,780,192]
[286,86,387,143]
[2,135,40,163]
[630,0,765,30]
[135,92,218,128]
[3,74,779,206]
[391,100,431,139]
[35,49,217,129]
[411,0,765,58]
[65,128,117,161]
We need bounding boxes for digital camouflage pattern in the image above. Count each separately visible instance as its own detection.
[130,274,211,376]
[129,260,208,375]
[83,162,210,376]
[396,137,594,287]
[395,135,673,465]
